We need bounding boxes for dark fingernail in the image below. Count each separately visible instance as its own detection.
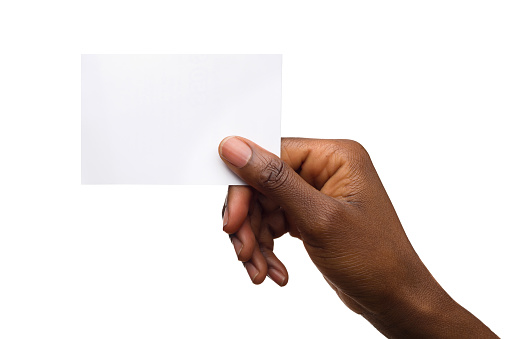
[230,236,243,257]
[222,207,229,229]
[268,269,286,286]
[244,262,259,282]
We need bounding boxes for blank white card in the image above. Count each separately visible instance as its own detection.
[81,54,281,184]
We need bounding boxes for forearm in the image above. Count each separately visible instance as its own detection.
[365,274,498,338]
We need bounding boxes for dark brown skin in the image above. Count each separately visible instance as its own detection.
[218,136,498,339]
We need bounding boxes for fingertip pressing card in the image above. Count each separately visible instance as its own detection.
[81,54,281,184]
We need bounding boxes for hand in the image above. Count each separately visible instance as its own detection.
[218,136,498,338]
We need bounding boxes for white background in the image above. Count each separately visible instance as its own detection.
[0,1,507,338]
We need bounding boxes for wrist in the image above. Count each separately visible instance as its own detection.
[365,271,498,338]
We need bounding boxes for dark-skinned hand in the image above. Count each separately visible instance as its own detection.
[218,136,498,339]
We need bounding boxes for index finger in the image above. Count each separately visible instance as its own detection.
[223,185,253,234]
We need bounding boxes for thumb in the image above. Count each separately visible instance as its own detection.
[218,136,325,223]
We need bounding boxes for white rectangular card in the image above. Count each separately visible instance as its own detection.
[81,54,281,184]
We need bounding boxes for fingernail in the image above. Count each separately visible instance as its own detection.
[244,262,259,282]
[231,236,243,257]
[222,208,229,229]
[268,269,286,286]
[220,137,252,168]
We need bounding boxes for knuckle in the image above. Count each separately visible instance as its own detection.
[259,157,291,191]
[337,139,371,166]
[344,140,369,157]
